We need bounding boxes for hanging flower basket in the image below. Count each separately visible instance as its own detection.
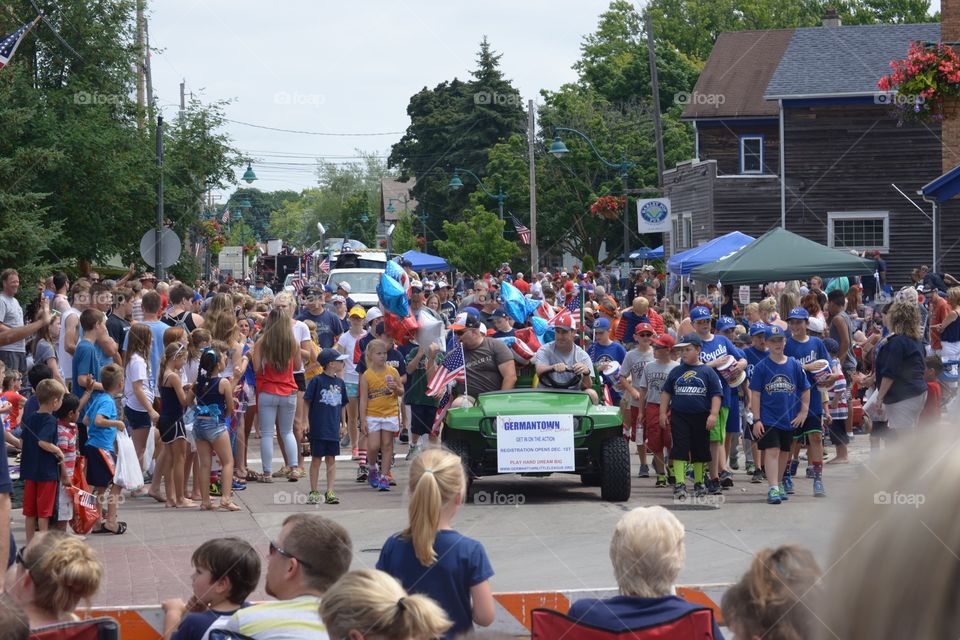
[416,235,426,249]
[379,239,388,249]
[878,41,960,124]
[589,195,625,220]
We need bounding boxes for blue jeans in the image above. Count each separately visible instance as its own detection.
[258,392,298,474]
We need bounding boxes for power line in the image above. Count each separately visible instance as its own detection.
[225,118,406,137]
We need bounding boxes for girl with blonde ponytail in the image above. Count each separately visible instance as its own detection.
[10,531,103,629]
[321,569,452,640]
[376,447,495,638]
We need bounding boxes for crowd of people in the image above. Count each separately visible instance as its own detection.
[0,253,954,638]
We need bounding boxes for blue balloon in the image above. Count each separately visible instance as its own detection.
[524,298,542,318]
[530,316,548,337]
[385,259,405,283]
[377,274,409,318]
[542,328,555,344]
[499,281,528,324]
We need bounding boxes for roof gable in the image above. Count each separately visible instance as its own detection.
[682,29,794,120]
[765,22,940,99]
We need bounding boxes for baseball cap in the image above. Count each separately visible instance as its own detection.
[491,307,510,319]
[634,322,655,336]
[808,316,826,334]
[765,325,787,340]
[450,308,482,330]
[436,280,450,288]
[336,281,352,293]
[653,334,676,349]
[690,306,712,322]
[348,305,366,319]
[410,280,424,291]
[552,313,575,331]
[823,337,840,354]
[319,348,349,367]
[675,333,702,348]
[787,307,809,321]
[749,322,768,336]
[365,307,383,324]
[331,295,346,304]
[323,284,334,293]
[140,272,156,281]
[715,316,737,332]
[593,317,611,331]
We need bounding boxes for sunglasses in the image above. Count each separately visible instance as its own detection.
[269,540,313,570]
[635,332,653,338]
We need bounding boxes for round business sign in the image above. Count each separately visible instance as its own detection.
[139,228,182,268]
[639,200,669,224]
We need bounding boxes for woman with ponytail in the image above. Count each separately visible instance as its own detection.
[321,569,452,640]
[376,447,495,639]
[193,346,240,511]
[10,531,103,629]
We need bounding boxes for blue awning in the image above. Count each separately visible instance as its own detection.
[629,245,664,260]
[400,250,450,272]
[667,232,755,275]
[921,164,960,204]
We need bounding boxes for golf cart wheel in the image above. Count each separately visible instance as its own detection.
[600,437,631,501]
[580,472,601,487]
[446,438,474,489]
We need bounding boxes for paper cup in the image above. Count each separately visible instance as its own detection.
[717,355,746,387]
[601,361,622,387]
[811,359,832,386]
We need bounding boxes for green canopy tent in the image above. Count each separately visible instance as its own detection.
[690,227,876,285]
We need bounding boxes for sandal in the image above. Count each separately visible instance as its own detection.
[200,502,216,511]
[258,473,274,483]
[93,521,127,535]
[219,500,242,512]
[244,470,259,481]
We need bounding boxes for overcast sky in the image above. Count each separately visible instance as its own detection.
[149,0,614,201]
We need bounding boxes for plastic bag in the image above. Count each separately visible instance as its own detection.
[142,426,156,475]
[70,487,99,535]
[114,430,144,490]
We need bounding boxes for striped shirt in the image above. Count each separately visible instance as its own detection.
[209,596,327,640]
[828,358,848,420]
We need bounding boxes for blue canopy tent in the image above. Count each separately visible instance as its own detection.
[667,232,755,275]
[400,250,450,272]
[629,245,664,260]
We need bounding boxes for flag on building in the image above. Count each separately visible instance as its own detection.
[426,344,466,397]
[0,17,39,71]
[510,215,530,245]
[221,209,230,223]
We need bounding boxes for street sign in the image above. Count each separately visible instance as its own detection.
[139,228,182,268]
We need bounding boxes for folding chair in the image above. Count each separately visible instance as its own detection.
[531,606,716,639]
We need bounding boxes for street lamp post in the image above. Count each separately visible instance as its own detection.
[386,223,396,258]
[237,197,252,281]
[549,127,636,262]
[417,210,429,251]
[448,168,507,236]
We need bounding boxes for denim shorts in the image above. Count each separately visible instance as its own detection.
[345,382,359,398]
[194,415,227,442]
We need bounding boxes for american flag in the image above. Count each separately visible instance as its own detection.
[565,294,581,313]
[510,215,530,245]
[426,344,466,397]
[221,209,230,223]
[0,18,38,70]
[291,274,305,293]
[320,257,330,273]
[431,388,451,436]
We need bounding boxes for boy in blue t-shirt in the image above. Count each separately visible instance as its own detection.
[661,334,723,500]
[749,325,810,505]
[73,309,110,415]
[84,363,127,534]
[20,379,66,543]
[784,307,834,498]
[742,322,769,483]
[305,349,349,505]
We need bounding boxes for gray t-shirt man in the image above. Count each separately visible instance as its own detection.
[533,342,594,389]
[463,337,514,396]
[621,348,655,407]
[0,294,24,353]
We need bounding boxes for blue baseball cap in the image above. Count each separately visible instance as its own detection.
[716,316,737,331]
[593,317,611,331]
[491,307,510,319]
[323,284,334,293]
[675,333,703,348]
[787,307,809,321]
[749,321,768,336]
[765,325,787,340]
[690,306,712,322]
[823,337,840,354]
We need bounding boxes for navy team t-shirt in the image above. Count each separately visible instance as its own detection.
[785,336,830,417]
[749,357,810,430]
[662,362,723,414]
[377,530,494,639]
[303,373,347,441]
[171,607,246,640]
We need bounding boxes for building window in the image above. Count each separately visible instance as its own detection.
[740,136,763,174]
[673,213,693,250]
[827,211,889,252]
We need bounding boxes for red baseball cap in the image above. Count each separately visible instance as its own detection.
[634,322,655,336]
[552,313,576,331]
[653,334,676,349]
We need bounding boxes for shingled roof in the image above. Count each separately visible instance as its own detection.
[765,22,940,98]
[681,29,794,119]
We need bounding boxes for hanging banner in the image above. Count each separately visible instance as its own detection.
[637,198,671,234]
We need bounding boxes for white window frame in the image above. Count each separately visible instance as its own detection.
[739,135,764,174]
[827,211,889,252]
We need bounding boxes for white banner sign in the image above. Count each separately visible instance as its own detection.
[496,414,575,473]
[739,285,751,305]
[637,198,671,234]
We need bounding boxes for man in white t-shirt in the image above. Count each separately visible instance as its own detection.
[0,269,27,376]
[533,313,597,402]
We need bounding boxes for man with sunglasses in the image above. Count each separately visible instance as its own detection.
[209,514,352,640]
[442,308,515,408]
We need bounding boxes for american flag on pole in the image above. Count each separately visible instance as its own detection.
[320,257,330,273]
[0,18,39,71]
[221,209,230,223]
[431,388,451,436]
[291,274,305,293]
[426,344,466,397]
[510,215,530,245]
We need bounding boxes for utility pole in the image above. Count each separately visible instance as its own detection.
[144,11,155,124]
[527,98,538,274]
[645,9,668,256]
[156,115,165,280]
[135,0,146,129]
[179,79,186,122]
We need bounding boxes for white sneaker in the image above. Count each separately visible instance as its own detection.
[406,445,418,461]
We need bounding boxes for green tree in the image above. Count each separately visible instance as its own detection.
[390,213,420,255]
[433,207,518,274]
